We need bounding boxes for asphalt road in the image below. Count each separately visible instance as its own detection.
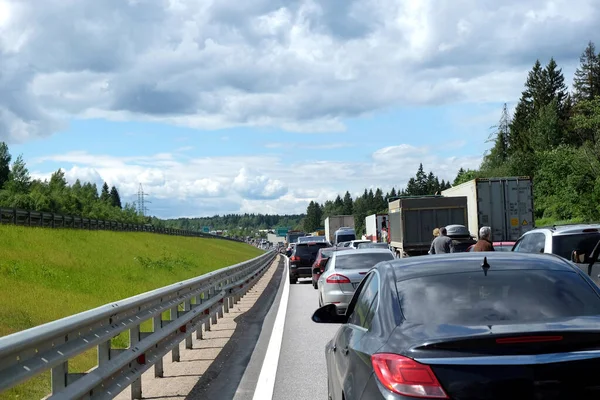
[272,278,340,400]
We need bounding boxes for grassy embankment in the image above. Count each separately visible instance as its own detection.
[0,225,263,399]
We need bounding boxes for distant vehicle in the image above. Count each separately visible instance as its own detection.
[356,242,391,250]
[468,241,516,252]
[346,239,372,249]
[336,241,352,248]
[512,224,600,285]
[325,216,356,244]
[442,177,534,242]
[289,241,331,284]
[286,230,306,246]
[365,213,388,242]
[316,248,394,315]
[388,196,468,257]
[312,252,600,400]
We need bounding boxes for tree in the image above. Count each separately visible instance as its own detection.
[0,142,11,190]
[100,182,110,203]
[5,155,31,194]
[342,191,353,214]
[573,41,600,102]
[49,169,68,193]
[303,201,322,232]
[110,186,122,209]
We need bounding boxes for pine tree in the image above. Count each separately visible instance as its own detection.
[100,182,110,203]
[573,41,600,102]
[0,142,11,190]
[342,191,353,214]
[5,155,31,194]
[110,186,122,209]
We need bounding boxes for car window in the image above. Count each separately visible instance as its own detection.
[552,233,600,260]
[514,233,545,253]
[396,270,600,325]
[348,272,379,329]
[334,253,394,270]
[337,234,355,242]
[321,249,334,258]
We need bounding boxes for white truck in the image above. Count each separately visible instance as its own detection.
[441,177,534,242]
[365,213,389,242]
[324,215,356,244]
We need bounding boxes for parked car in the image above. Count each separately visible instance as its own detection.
[316,248,395,314]
[512,224,600,285]
[312,252,600,400]
[289,241,331,284]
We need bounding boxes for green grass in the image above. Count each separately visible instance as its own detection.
[0,225,263,399]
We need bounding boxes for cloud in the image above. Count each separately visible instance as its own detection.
[31,143,481,216]
[1,0,598,140]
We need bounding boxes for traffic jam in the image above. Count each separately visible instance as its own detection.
[282,177,600,399]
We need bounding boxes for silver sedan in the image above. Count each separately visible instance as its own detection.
[316,248,395,314]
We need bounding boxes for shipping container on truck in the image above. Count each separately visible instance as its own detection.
[441,177,534,242]
[365,213,389,242]
[324,215,355,243]
[388,196,468,257]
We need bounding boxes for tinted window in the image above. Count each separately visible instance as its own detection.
[349,273,379,328]
[337,234,356,242]
[295,243,329,257]
[552,233,600,260]
[396,270,600,325]
[321,249,335,258]
[335,253,394,270]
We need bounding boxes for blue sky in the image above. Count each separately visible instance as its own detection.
[0,0,597,217]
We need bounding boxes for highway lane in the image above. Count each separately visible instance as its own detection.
[272,277,340,400]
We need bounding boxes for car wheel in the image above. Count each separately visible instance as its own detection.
[313,280,318,289]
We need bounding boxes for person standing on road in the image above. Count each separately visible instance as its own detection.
[472,226,495,252]
[429,227,454,254]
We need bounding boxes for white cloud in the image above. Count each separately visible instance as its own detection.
[31,144,481,216]
[0,0,597,140]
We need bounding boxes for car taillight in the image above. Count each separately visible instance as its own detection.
[325,274,351,284]
[371,353,448,399]
[290,256,300,262]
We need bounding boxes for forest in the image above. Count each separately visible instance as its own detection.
[0,144,145,223]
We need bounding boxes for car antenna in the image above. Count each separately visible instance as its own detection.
[481,256,490,276]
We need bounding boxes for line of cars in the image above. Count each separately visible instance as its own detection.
[307,224,600,399]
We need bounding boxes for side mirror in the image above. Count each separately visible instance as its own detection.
[311,304,348,324]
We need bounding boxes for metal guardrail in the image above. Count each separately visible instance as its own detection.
[0,207,241,242]
[0,250,277,399]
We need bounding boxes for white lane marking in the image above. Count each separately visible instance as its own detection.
[252,256,290,400]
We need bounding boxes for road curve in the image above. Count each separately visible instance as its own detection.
[272,277,340,400]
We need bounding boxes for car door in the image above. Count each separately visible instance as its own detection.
[333,272,379,400]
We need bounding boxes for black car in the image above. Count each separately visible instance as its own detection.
[312,252,600,399]
[289,241,330,284]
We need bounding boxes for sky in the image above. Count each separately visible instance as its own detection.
[0,0,598,218]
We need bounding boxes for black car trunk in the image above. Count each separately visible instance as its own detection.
[411,331,600,399]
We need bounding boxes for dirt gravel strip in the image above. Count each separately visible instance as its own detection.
[113,255,281,400]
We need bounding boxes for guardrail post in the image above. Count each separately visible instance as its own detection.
[218,283,224,319]
[51,361,68,394]
[171,305,180,362]
[184,299,193,349]
[153,315,164,377]
[195,293,204,340]
[130,324,142,399]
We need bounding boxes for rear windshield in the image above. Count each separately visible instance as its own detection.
[337,234,356,243]
[357,243,389,249]
[295,243,329,257]
[335,252,394,270]
[396,270,600,325]
[552,233,600,260]
[321,249,335,258]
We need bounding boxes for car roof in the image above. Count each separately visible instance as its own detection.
[382,252,579,281]
[526,224,600,236]
[334,248,393,256]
